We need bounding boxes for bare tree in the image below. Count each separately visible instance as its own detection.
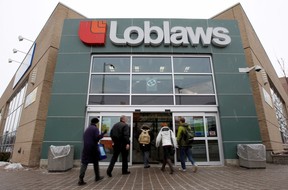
[277,58,288,84]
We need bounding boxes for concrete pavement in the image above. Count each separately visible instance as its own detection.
[1,163,288,190]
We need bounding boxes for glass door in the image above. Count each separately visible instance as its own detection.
[86,112,133,165]
[173,113,223,165]
[132,112,173,164]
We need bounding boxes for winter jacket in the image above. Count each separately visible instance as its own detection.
[177,123,190,147]
[156,126,178,148]
[110,121,130,147]
[81,124,104,164]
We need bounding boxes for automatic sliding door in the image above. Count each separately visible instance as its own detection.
[173,113,223,165]
[87,113,133,165]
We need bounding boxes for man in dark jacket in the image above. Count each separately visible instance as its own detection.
[78,118,106,186]
[107,115,130,177]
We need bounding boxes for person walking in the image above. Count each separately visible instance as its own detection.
[156,122,177,174]
[176,117,198,172]
[107,115,130,177]
[78,118,106,186]
[138,125,154,168]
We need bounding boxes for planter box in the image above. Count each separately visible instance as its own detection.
[272,154,288,164]
[237,144,266,169]
[48,145,74,172]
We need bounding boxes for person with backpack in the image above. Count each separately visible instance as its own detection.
[138,125,154,168]
[176,117,198,172]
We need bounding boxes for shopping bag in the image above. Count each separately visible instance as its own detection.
[98,143,107,160]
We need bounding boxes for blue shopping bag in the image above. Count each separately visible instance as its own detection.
[98,143,107,160]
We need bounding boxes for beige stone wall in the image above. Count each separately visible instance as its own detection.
[1,3,85,166]
[213,3,288,154]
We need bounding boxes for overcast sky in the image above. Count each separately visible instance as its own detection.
[0,0,287,97]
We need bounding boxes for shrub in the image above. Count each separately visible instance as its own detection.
[0,152,11,161]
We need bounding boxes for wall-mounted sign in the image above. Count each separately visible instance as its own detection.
[79,20,231,48]
[13,43,36,88]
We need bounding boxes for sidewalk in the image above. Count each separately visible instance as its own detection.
[1,163,288,190]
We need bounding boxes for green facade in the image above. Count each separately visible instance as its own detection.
[41,19,261,160]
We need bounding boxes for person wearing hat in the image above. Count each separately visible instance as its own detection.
[78,117,107,186]
[156,122,178,174]
[138,124,154,168]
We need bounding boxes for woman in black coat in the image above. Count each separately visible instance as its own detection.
[78,118,106,186]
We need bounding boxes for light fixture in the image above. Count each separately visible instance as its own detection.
[8,58,21,63]
[18,35,34,43]
[238,65,262,73]
[13,48,27,54]
[261,69,268,85]
[239,65,268,85]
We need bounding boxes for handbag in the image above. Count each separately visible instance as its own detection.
[170,130,176,156]
[98,143,107,160]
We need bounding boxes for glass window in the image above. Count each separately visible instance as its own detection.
[206,116,217,137]
[175,95,216,105]
[1,83,27,152]
[173,57,211,73]
[89,95,129,105]
[91,57,130,73]
[90,74,130,93]
[132,95,173,105]
[208,140,220,161]
[174,75,214,94]
[132,74,173,94]
[132,57,171,72]
[89,55,216,106]
[191,140,207,162]
[188,116,205,137]
[271,87,288,143]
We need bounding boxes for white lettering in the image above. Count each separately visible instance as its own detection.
[124,26,144,46]
[144,21,163,46]
[212,27,231,47]
[109,21,231,47]
[109,21,126,45]
[170,26,188,46]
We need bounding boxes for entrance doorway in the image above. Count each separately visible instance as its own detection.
[132,112,172,164]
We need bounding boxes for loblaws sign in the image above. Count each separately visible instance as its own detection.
[79,20,231,48]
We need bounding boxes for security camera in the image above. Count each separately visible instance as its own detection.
[254,65,262,72]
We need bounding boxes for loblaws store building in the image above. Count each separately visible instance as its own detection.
[0,3,287,167]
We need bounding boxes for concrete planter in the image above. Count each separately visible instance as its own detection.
[272,154,288,165]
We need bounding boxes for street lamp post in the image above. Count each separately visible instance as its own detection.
[175,85,183,105]
[100,63,115,104]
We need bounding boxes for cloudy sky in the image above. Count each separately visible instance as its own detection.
[0,0,287,96]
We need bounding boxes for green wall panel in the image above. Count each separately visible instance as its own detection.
[44,117,85,141]
[55,53,91,72]
[58,35,89,53]
[51,73,89,93]
[47,94,87,116]
[212,54,247,73]
[217,95,257,116]
[214,74,252,94]
[220,118,261,141]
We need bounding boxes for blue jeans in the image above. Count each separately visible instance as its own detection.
[180,146,195,169]
[143,151,150,167]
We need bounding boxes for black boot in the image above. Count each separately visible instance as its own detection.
[78,179,86,186]
[161,160,166,172]
[95,176,104,182]
[167,159,174,174]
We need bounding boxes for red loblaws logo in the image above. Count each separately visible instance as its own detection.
[78,20,107,46]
